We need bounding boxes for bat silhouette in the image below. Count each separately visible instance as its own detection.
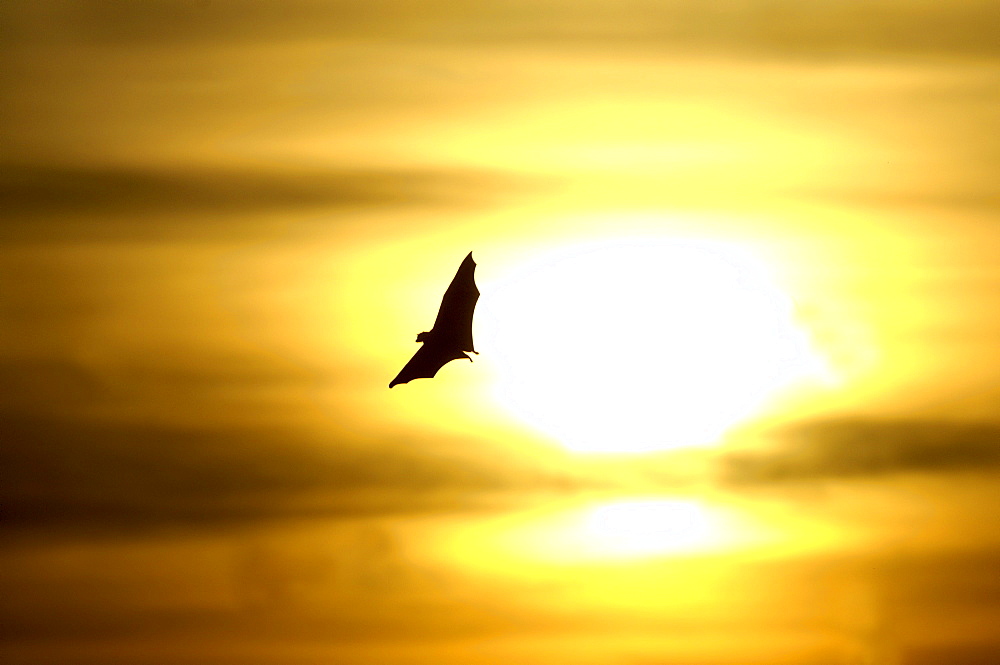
[389,252,479,388]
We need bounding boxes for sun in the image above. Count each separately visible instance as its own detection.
[484,237,826,453]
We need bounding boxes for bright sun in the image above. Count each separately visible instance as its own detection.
[484,237,826,453]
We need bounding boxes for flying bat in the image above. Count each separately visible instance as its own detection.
[389,252,479,388]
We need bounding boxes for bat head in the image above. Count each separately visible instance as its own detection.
[415,331,431,343]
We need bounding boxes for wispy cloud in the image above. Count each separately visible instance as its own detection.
[1,164,535,233]
[6,1,999,59]
[2,409,579,533]
[721,418,1000,484]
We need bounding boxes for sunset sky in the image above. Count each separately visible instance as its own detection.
[3,2,1000,664]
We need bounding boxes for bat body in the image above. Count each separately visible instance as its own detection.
[389,252,479,388]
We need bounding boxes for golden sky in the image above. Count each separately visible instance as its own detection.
[3,1,1000,664]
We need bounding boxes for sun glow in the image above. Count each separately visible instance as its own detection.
[582,499,715,557]
[485,237,829,453]
[430,493,853,578]
[435,497,730,571]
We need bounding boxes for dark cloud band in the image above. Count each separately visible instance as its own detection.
[721,418,1000,484]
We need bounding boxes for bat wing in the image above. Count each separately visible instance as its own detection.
[389,252,479,388]
[430,252,479,353]
[389,343,470,388]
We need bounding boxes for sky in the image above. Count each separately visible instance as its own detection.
[3,1,1000,663]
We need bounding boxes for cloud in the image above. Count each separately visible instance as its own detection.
[5,0,999,60]
[0,351,582,533]
[1,408,577,533]
[720,418,1000,485]
[1,163,530,236]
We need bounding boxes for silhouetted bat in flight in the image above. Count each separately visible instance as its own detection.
[389,252,479,388]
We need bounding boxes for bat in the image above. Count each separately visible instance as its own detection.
[389,252,480,388]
